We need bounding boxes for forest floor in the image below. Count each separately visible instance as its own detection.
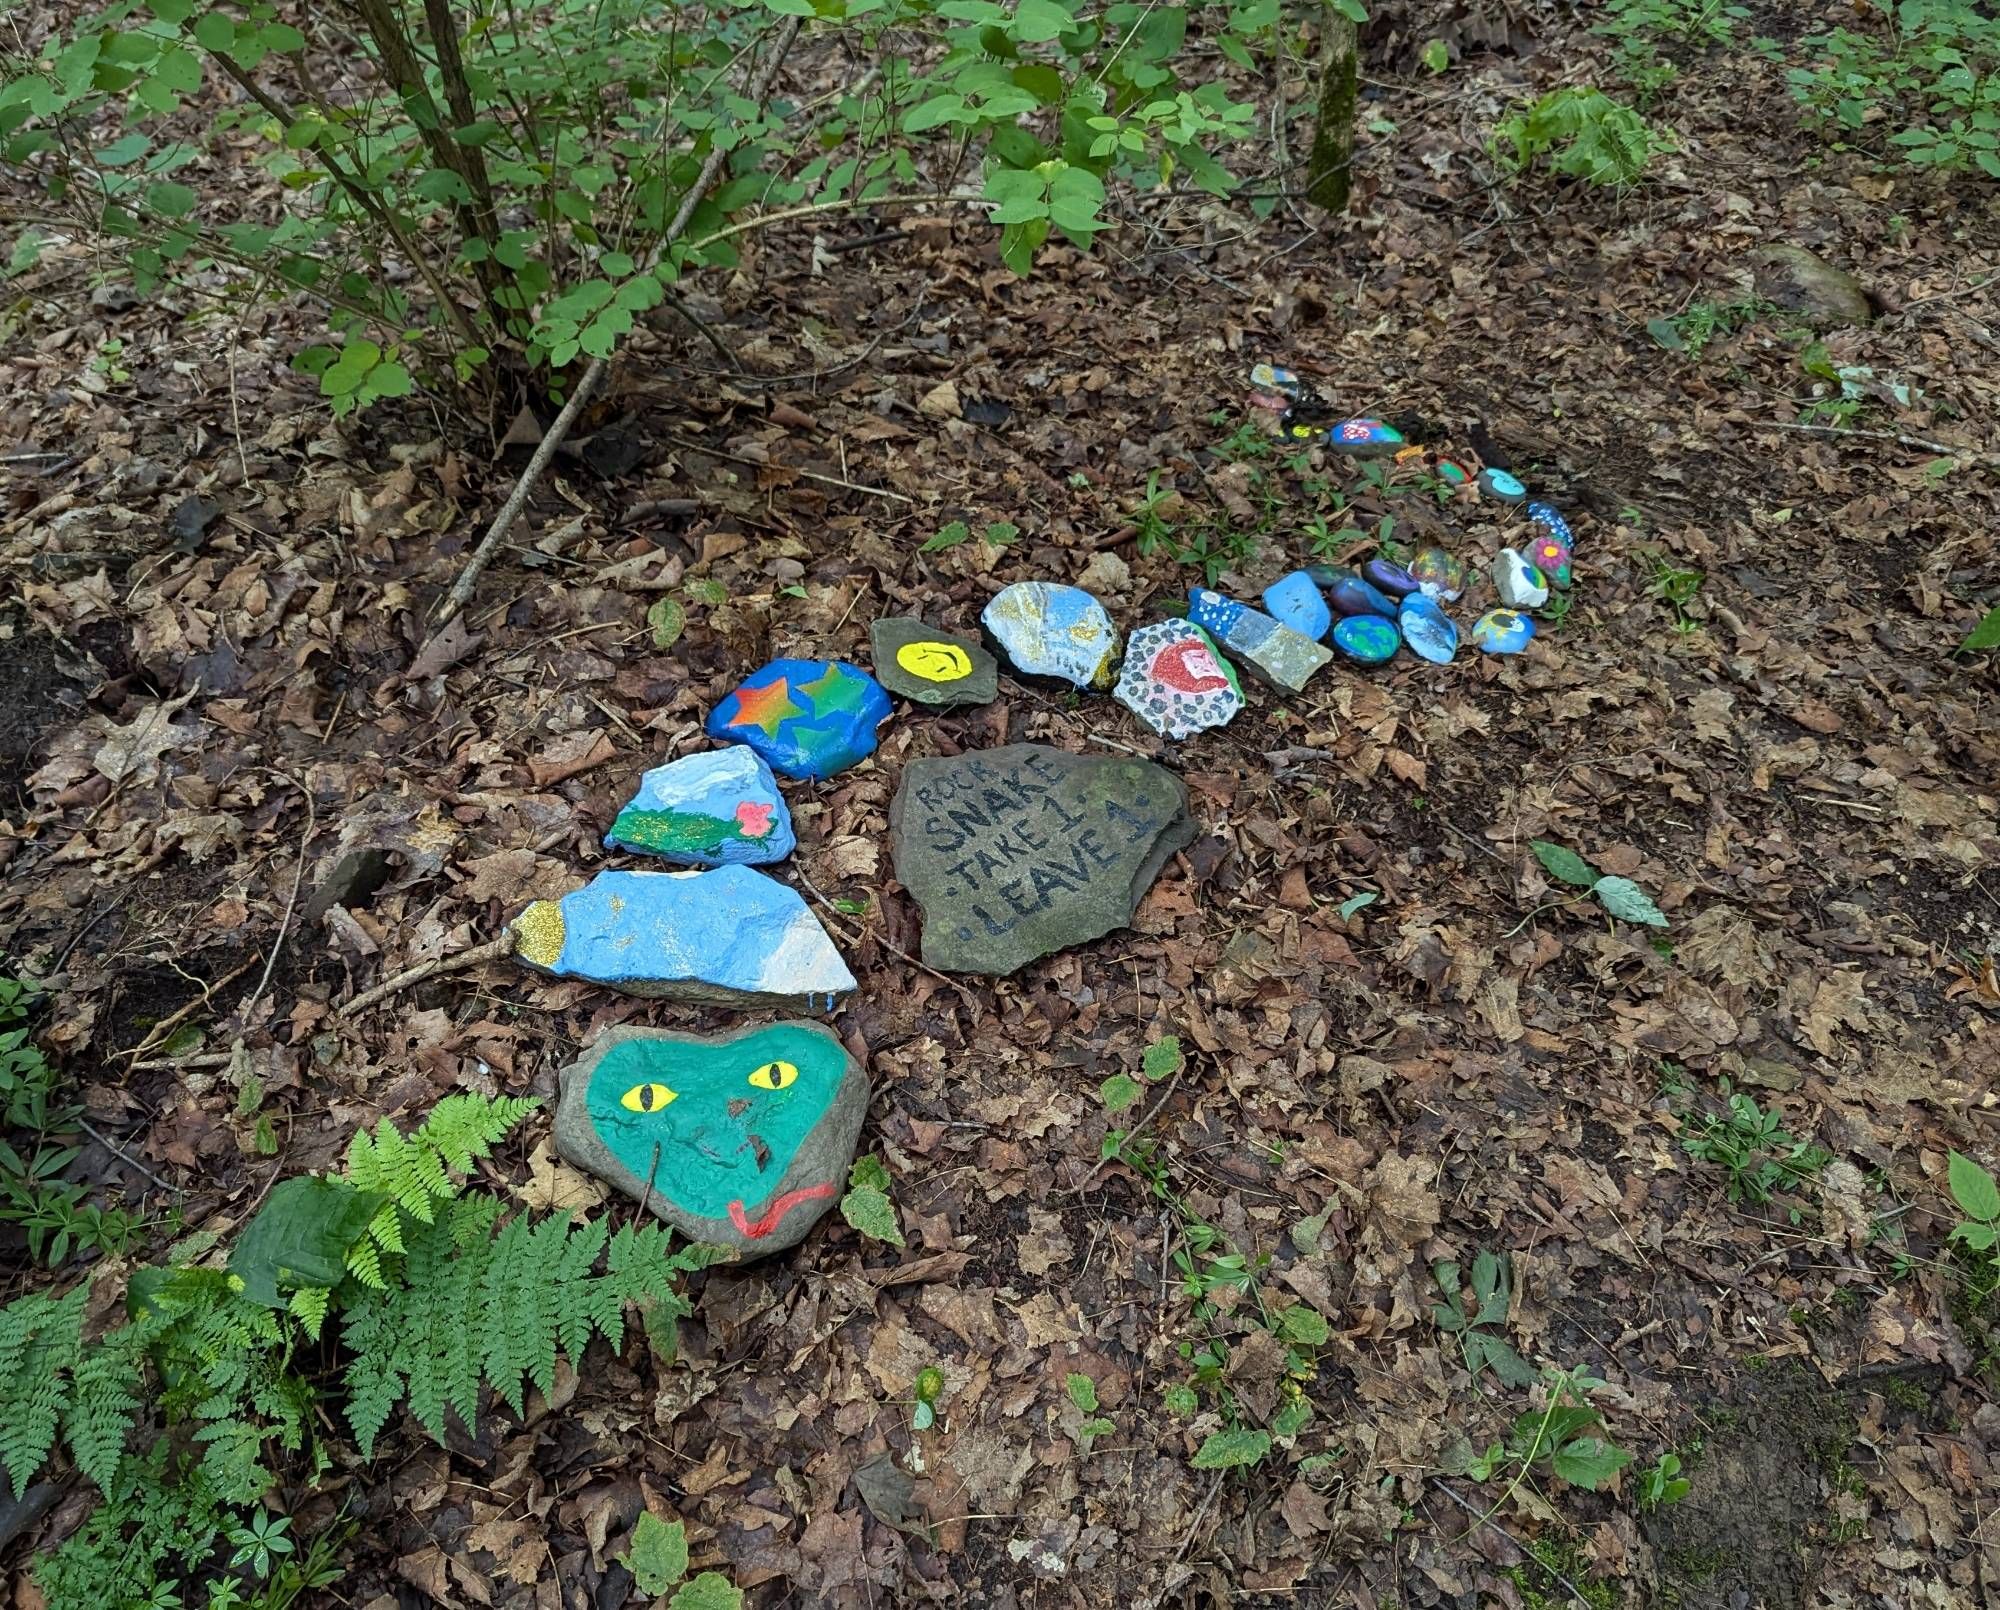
[4,0,2000,1606]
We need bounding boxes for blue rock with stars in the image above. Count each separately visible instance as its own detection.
[1261,571,1332,641]
[705,658,892,781]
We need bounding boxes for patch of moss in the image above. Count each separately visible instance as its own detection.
[1880,1376,1930,1413]
[1663,1545,1724,1582]
[1508,1537,1622,1610]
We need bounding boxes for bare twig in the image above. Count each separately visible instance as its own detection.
[434,15,804,626]
[656,431,913,504]
[78,1118,181,1196]
[122,959,257,1064]
[241,772,314,1023]
[1070,1066,1184,1196]
[340,932,516,1016]
[1757,419,1998,463]
[1429,1479,1594,1608]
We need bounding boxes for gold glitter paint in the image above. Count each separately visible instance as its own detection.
[513,900,566,966]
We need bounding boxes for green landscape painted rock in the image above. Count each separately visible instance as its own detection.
[603,747,795,866]
[869,616,998,709]
[889,743,1195,975]
[553,1022,868,1259]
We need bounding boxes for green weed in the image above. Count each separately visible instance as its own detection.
[1493,88,1674,186]
[1680,1091,1832,1216]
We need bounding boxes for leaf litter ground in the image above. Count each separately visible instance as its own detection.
[3,3,2000,1606]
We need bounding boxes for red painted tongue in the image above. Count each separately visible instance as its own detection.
[728,1182,837,1238]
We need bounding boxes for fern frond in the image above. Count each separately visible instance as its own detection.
[340,1293,405,1460]
[0,1283,87,1500]
[418,1093,541,1174]
[554,1215,609,1364]
[346,1232,386,1289]
[289,1285,331,1340]
[65,1329,143,1492]
[481,1212,571,1415]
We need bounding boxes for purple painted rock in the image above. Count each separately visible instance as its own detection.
[1527,531,1574,590]
[1409,548,1467,603]
[1325,418,1405,457]
[1363,557,1421,596]
[1325,573,1399,620]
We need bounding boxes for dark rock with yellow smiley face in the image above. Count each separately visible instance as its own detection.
[869,616,998,709]
[552,1022,868,1260]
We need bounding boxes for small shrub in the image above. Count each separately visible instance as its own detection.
[1681,1092,1832,1213]
[1493,87,1672,186]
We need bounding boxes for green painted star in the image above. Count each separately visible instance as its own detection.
[799,663,870,718]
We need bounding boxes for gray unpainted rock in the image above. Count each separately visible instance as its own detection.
[553,1021,868,1260]
[1751,245,1874,328]
[889,743,1195,975]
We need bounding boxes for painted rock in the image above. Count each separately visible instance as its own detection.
[889,743,1196,975]
[1326,418,1405,456]
[1493,548,1550,610]
[1409,548,1468,602]
[706,659,891,781]
[1187,588,1334,693]
[512,866,855,1008]
[869,616,998,709]
[1363,557,1421,597]
[1398,595,1459,665]
[553,1022,867,1260]
[1249,362,1301,397]
[1325,572,1399,620]
[1471,609,1536,655]
[1262,571,1333,641]
[1528,531,1573,589]
[981,582,1119,690]
[1437,460,1473,487]
[1332,614,1400,666]
[604,747,795,867]
[1479,467,1527,502]
[1114,621,1245,739]
[1527,500,1573,546]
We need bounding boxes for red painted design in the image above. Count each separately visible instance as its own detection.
[728,1182,837,1239]
[735,801,775,837]
[1153,639,1229,695]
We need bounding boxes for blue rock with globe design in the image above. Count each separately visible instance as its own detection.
[706,659,892,781]
[1332,614,1400,666]
[1472,609,1537,655]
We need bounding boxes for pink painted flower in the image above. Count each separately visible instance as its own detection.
[735,801,774,837]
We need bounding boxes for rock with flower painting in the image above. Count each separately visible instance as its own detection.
[512,866,855,1008]
[981,582,1120,690]
[604,747,795,867]
[1324,418,1405,457]
[553,1022,867,1260]
[1526,502,1574,588]
[705,658,893,781]
[869,617,998,710]
[1114,620,1245,739]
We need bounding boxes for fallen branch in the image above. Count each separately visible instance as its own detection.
[1758,419,1998,464]
[340,933,515,1017]
[434,14,804,626]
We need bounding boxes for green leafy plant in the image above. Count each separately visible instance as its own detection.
[1065,1371,1114,1450]
[1947,1151,2000,1287]
[1788,1,2000,177]
[1,0,1263,418]
[1493,87,1673,186]
[1645,296,1775,359]
[839,1154,905,1248]
[1594,0,1753,102]
[618,1510,742,1609]
[1681,1091,1833,1213]
[911,1365,946,1431]
[1430,1252,1537,1387]
[1100,1031,1182,1115]
[1530,840,1670,928]
[1958,605,2000,653]
[1637,1449,1692,1509]
[1463,1365,1633,1494]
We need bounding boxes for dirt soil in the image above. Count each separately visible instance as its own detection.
[4,0,2000,1606]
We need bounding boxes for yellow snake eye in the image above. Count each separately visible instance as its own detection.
[620,1082,677,1113]
[748,1060,798,1091]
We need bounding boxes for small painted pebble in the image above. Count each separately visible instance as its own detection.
[1249,362,1301,397]
[1261,571,1333,641]
[1409,548,1468,602]
[1471,609,1536,655]
[981,582,1120,689]
[1479,467,1527,502]
[1332,614,1400,666]
[1398,595,1459,665]
[1528,500,1573,545]
[1437,460,1473,486]
[1326,418,1405,456]
[1493,549,1550,610]
[1114,621,1245,739]
[705,659,892,781]
[1325,572,1399,619]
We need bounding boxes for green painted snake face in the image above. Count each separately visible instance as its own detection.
[586,1024,848,1234]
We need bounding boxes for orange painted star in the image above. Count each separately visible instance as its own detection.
[727,676,804,737]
